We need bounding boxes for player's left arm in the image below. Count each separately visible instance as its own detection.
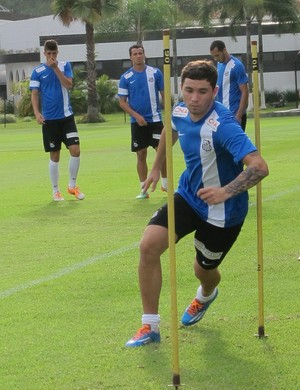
[198,151,269,205]
[224,151,269,196]
[160,90,165,109]
[235,83,249,123]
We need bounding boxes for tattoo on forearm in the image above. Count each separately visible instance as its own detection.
[225,167,265,196]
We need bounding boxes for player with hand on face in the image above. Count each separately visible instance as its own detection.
[30,39,84,202]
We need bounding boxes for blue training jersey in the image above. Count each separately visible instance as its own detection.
[172,101,257,228]
[29,60,73,120]
[216,55,248,116]
[118,65,164,123]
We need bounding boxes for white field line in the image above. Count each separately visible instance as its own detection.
[248,184,300,207]
[0,243,139,299]
[1,185,299,300]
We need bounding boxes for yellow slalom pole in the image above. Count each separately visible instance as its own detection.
[163,29,181,388]
[251,41,266,338]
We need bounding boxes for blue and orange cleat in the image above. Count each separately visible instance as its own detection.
[125,325,160,347]
[182,289,218,326]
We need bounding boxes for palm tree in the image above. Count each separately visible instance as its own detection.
[197,0,300,108]
[51,0,121,122]
[96,0,196,101]
[254,0,300,107]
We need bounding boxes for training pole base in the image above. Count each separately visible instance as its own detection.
[255,326,268,338]
[168,374,182,389]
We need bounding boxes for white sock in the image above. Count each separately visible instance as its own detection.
[49,160,59,193]
[69,156,80,188]
[140,181,146,192]
[161,177,167,190]
[196,285,217,303]
[142,314,160,333]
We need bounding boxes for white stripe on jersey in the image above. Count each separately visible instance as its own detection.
[62,87,72,117]
[57,62,72,117]
[146,67,160,122]
[200,110,225,227]
[29,80,40,88]
[221,59,235,110]
[118,87,128,96]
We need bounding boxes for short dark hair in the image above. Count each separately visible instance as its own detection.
[181,60,217,89]
[129,44,144,56]
[210,40,226,52]
[44,39,58,51]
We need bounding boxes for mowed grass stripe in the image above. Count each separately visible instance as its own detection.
[0,243,138,299]
[0,114,299,390]
[1,181,299,300]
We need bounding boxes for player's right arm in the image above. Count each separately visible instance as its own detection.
[143,128,178,193]
[31,89,45,124]
[119,96,147,126]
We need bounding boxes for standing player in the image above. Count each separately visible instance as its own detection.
[210,40,249,131]
[125,60,268,347]
[118,44,167,199]
[30,39,84,201]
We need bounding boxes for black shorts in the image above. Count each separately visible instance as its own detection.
[42,115,80,152]
[148,193,243,270]
[131,121,163,152]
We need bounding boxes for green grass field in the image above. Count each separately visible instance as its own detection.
[0,114,299,389]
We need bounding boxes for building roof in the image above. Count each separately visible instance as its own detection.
[0,5,35,21]
[0,4,9,12]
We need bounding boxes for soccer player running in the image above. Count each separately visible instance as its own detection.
[210,40,249,131]
[30,39,84,201]
[125,60,268,347]
[118,44,167,199]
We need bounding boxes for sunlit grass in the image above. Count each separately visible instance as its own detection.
[0,115,299,389]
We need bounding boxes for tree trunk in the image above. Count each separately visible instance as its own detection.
[258,20,266,109]
[137,14,142,44]
[171,28,179,104]
[244,15,253,111]
[85,22,104,122]
[245,16,253,93]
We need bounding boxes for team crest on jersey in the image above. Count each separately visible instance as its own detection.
[202,139,212,152]
[173,106,188,117]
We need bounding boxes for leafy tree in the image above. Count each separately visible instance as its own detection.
[158,0,196,101]
[51,0,121,123]
[4,79,34,117]
[96,0,171,42]
[69,68,88,115]
[96,0,195,100]
[13,71,119,117]
[253,0,300,107]
[196,0,300,107]
[96,75,119,114]
[0,0,52,16]
[70,72,119,116]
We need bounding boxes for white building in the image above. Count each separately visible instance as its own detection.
[0,10,299,103]
[0,13,85,100]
